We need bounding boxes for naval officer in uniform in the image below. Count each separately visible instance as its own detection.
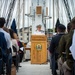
[33,25,45,35]
[25,25,45,61]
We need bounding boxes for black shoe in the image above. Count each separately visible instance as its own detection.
[53,72,57,75]
[25,59,29,62]
[18,65,22,67]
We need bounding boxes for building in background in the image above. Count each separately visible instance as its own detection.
[19,26,32,43]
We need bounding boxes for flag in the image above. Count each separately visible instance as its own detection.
[11,19,17,34]
[55,18,60,32]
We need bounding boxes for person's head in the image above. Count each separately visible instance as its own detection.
[9,29,15,39]
[36,25,41,31]
[57,24,66,33]
[67,22,72,33]
[9,29,18,39]
[71,17,75,29]
[0,17,6,28]
[13,33,18,39]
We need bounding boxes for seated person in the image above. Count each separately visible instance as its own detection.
[17,40,24,63]
[9,29,19,66]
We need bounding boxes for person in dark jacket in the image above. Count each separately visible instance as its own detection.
[49,24,66,75]
[62,17,75,75]
[0,32,7,75]
[58,22,72,75]
[0,17,12,75]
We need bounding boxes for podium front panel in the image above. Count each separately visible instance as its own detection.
[31,35,47,64]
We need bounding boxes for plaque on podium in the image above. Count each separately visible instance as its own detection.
[31,35,47,64]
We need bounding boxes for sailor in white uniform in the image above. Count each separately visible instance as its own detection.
[25,25,45,61]
[33,25,45,35]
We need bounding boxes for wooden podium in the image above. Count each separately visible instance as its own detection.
[31,35,47,64]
